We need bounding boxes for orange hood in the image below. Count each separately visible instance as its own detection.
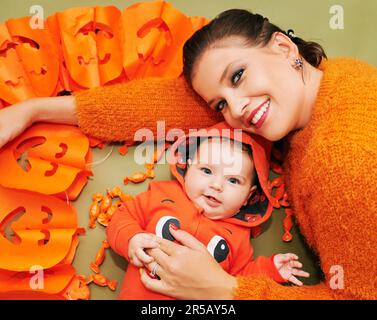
[168,122,273,228]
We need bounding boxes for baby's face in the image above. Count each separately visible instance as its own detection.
[184,139,255,220]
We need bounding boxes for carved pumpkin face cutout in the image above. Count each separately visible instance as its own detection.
[121,1,199,79]
[0,123,91,200]
[0,185,79,271]
[56,6,123,88]
[0,17,59,104]
[0,264,75,298]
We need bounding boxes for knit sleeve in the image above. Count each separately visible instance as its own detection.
[234,276,336,300]
[74,76,223,143]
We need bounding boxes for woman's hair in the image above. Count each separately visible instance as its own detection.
[183,9,327,84]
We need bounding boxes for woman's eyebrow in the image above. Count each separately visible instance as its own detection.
[220,60,242,84]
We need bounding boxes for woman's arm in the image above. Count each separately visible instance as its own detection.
[142,227,336,300]
[0,95,77,149]
[0,77,223,149]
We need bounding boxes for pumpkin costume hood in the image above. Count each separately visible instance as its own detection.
[168,121,273,228]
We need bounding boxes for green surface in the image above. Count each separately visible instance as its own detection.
[1,0,375,299]
[1,0,376,65]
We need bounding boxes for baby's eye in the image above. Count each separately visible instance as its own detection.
[231,69,244,86]
[228,178,240,185]
[215,100,227,112]
[201,167,212,175]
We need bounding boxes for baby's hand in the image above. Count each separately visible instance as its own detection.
[128,233,159,267]
[273,253,310,286]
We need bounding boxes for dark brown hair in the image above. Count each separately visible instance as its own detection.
[183,9,327,84]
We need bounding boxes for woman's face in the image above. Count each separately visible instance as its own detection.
[191,35,307,141]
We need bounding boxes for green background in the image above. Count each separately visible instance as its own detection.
[1,0,376,65]
[1,0,375,300]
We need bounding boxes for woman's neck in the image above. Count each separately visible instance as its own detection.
[297,61,324,129]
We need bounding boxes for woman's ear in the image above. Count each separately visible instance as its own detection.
[268,32,299,60]
[244,185,258,206]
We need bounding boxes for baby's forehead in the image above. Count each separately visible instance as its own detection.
[193,138,254,167]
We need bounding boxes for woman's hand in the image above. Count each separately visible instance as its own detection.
[273,253,310,286]
[140,225,238,300]
[0,96,77,149]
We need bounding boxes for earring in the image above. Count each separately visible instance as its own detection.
[293,58,303,70]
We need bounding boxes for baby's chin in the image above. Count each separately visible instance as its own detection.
[201,208,236,221]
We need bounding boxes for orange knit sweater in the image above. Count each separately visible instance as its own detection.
[74,58,377,300]
[74,77,223,142]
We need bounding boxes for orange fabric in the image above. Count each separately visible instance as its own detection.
[106,180,285,300]
[75,76,223,143]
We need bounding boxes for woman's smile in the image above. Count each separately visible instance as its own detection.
[247,98,271,129]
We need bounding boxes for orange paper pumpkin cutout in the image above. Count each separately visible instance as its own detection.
[55,6,124,89]
[0,17,60,104]
[0,264,76,297]
[0,1,208,101]
[0,123,91,200]
[121,1,197,79]
[0,185,80,271]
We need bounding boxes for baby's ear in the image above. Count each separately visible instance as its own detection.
[244,185,258,206]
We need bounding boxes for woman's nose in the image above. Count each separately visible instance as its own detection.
[227,96,249,119]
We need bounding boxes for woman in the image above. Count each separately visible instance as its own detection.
[0,9,376,299]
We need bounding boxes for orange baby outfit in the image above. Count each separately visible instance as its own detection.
[106,122,286,299]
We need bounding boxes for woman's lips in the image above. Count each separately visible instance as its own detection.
[203,195,222,207]
[247,99,270,129]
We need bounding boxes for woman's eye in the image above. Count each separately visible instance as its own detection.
[215,100,227,112]
[201,167,212,175]
[231,69,244,85]
[228,178,240,185]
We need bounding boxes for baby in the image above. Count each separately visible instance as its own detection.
[106,122,309,299]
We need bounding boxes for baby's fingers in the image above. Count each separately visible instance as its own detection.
[292,269,310,278]
[135,248,154,264]
[289,260,303,269]
[139,237,159,249]
[130,255,144,267]
[288,275,303,286]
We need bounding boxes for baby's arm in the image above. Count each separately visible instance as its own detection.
[228,231,308,285]
[106,189,157,262]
